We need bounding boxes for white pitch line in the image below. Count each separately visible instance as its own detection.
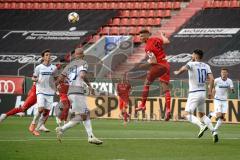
[0,137,240,142]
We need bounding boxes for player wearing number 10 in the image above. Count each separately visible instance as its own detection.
[174,49,219,143]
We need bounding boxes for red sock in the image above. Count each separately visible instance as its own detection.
[141,85,150,106]
[60,100,70,121]
[6,107,24,117]
[165,90,171,113]
[123,111,128,122]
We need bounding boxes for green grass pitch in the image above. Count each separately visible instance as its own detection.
[0,117,240,160]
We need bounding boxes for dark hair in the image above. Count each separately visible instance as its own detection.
[221,68,228,72]
[139,29,151,35]
[41,49,50,57]
[193,49,204,59]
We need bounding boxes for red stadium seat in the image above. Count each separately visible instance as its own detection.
[165,2,172,9]
[130,18,138,26]
[149,2,157,9]
[120,10,130,17]
[121,18,129,26]
[110,27,119,35]
[213,1,221,8]
[89,35,101,43]
[203,1,212,9]
[221,1,229,8]
[156,10,163,17]
[129,27,137,35]
[131,10,139,18]
[139,10,147,17]
[126,2,134,10]
[173,2,181,9]
[109,2,116,9]
[132,2,141,9]
[56,2,63,9]
[110,18,120,26]
[119,27,128,35]
[117,2,125,9]
[146,18,154,26]
[138,18,146,26]
[230,0,239,8]
[100,27,110,35]
[164,10,171,18]
[148,10,155,17]
[153,18,161,26]
[141,2,149,10]
[78,3,85,9]
[157,2,165,9]
[102,2,109,9]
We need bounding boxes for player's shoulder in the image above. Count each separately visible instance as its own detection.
[227,78,233,83]
[215,77,221,82]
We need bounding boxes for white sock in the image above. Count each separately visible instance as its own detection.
[32,111,40,124]
[186,115,202,128]
[83,119,94,138]
[214,118,222,131]
[210,112,216,118]
[35,114,46,131]
[201,115,214,132]
[61,121,79,132]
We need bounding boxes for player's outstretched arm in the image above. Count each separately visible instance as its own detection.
[160,32,170,44]
[174,65,188,76]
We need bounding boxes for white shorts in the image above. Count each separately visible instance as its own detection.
[68,94,89,114]
[185,91,206,113]
[37,94,54,110]
[214,99,228,113]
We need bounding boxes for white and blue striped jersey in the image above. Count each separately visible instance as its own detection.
[186,61,212,93]
[214,77,233,101]
[33,64,57,95]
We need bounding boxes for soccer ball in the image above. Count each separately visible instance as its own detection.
[68,12,79,24]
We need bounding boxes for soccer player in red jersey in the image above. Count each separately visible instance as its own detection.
[0,83,50,131]
[117,74,131,124]
[135,29,171,121]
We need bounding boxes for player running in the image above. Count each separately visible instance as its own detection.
[0,83,50,132]
[174,49,218,143]
[29,49,57,136]
[208,68,234,132]
[117,74,131,125]
[55,48,102,145]
[135,29,171,121]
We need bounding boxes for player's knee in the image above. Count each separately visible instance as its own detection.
[216,113,224,120]
[81,114,87,121]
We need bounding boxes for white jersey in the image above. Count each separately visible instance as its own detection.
[186,61,212,93]
[33,64,57,95]
[214,77,233,101]
[62,59,88,94]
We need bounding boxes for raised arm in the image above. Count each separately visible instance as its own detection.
[174,65,188,76]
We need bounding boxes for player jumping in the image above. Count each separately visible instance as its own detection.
[135,29,171,121]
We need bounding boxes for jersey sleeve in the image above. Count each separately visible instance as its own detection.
[229,79,234,88]
[52,65,58,77]
[33,65,40,77]
[206,64,212,74]
[185,61,193,70]
[61,64,69,77]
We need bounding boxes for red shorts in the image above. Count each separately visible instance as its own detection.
[119,97,129,110]
[147,61,170,84]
